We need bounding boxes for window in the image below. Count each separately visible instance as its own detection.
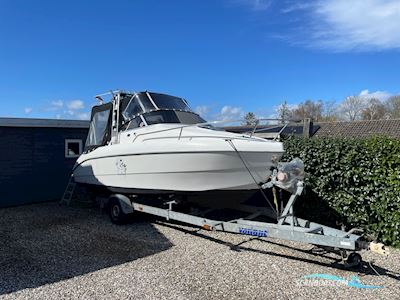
[85,108,111,149]
[122,95,143,119]
[122,93,156,121]
[65,139,83,158]
[143,110,205,125]
[125,116,146,130]
[149,93,190,111]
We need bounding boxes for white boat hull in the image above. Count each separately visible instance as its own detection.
[73,124,285,196]
[74,151,279,192]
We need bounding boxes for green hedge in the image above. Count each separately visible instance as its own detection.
[282,136,400,247]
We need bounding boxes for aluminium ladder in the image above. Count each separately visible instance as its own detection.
[60,175,76,206]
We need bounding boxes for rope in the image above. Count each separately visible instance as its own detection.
[368,260,382,276]
[226,139,278,219]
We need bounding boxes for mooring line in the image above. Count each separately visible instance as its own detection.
[226,139,278,219]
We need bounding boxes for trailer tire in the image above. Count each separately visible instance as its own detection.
[108,198,131,225]
[346,252,362,268]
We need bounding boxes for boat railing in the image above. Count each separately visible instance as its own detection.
[131,118,291,143]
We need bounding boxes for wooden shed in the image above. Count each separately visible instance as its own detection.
[0,118,89,207]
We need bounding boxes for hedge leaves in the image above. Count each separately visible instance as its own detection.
[283,136,400,247]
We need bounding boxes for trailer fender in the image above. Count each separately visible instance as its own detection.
[109,194,134,214]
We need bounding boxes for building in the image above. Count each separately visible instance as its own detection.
[0,118,89,208]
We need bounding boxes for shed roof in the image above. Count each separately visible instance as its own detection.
[314,119,400,139]
[0,117,90,128]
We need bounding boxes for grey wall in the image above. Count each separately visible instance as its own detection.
[0,127,88,207]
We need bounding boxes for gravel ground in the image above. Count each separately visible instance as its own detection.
[0,202,399,300]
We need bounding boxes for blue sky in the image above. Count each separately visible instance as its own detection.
[1,0,399,120]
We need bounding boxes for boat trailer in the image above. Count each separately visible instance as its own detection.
[106,170,388,268]
[62,155,388,268]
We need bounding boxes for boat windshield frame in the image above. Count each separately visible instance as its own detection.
[121,92,203,130]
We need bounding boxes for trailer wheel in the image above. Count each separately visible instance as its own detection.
[108,198,130,225]
[346,252,362,267]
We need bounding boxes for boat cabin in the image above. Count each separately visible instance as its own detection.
[85,91,205,151]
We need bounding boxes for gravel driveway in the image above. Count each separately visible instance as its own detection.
[1,202,399,299]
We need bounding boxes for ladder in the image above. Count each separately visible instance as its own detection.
[60,175,77,205]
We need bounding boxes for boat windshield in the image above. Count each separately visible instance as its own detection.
[124,110,205,130]
[122,92,192,121]
[122,93,154,120]
[145,110,204,125]
[149,92,191,111]
[121,91,205,130]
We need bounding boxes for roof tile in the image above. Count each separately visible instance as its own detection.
[314,119,400,139]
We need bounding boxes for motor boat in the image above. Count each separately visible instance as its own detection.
[69,92,389,262]
[73,91,285,202]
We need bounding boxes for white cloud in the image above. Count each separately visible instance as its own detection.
[295,0,400,51]
[32,98,89,120]
[76,112,90,120]
[194,105,210,117]
[359,89,392,101]
[46,99,85,117]
[273,103,298,112]
[48,100,64,111]
[55,99,86,119]
[232,0,272,11]
[67,100,84,110]
[65,110,75,116]
[281,2,314,14]
[218,105,244,121]
[53,111,90,120]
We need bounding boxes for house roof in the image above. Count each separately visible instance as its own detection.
[0,117,90,128]
[314,119,400,139]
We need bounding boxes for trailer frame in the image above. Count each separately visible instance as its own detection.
[105,179,388,267]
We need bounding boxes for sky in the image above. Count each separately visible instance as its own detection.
[0,0,399,121]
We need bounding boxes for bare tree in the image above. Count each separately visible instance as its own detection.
[243,112,257,125]
[339,96,365,121]
[276,100,292,122]
[291,99,323,121]
[321,100,338,122]
[385,95,400,119]
[361,98,387,120]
